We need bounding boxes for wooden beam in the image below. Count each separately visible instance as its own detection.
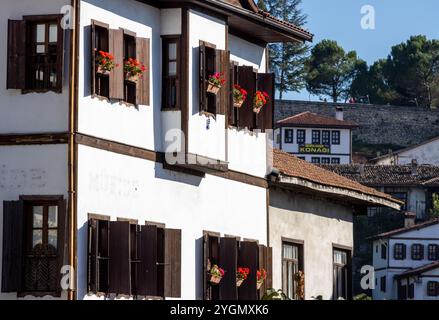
[0,132,69,145]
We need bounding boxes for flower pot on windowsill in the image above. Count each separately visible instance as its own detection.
[125,72,140,83]
[96,66,110,75]
[233,99,244,108]
[253,104,263,114]
[207,82,221,95]
[210,275,222,285]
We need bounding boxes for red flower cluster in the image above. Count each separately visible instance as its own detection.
[208,72,226,87]
[253,90,269,109]
[96,50,117,72]
[233,84,248,102]
[257,268,267,281]
[124,58,146,78]
[237,267,250,280]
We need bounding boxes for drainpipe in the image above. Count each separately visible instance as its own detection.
[68,0,80,300]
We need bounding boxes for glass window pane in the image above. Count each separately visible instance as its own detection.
[49,24,57,42]
[283,244,293,259]
[36,44,45,53]
[48,230,57,249]
[168,62,177,76]
[48,206,58,227]
[32,230,42,248]
[168,43,177,60]
[32,206,43,228]
[36,24,45,42]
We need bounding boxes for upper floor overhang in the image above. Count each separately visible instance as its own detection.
[139,0,314,44]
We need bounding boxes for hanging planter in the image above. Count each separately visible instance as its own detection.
[253,90,269,114]
[95,50,117,75]
[236,267,250,287]
[233,85,247,108]
[257,268,267,290]
[206,72,226,95]
[209,264,225,285]
[124,58,146,83]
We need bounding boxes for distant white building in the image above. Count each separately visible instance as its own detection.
[373,136,439,165]
[372,216,439,300]
[274,108,357,165]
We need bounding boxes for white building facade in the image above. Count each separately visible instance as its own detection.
[372,219,439,300]
[0,0,314,300]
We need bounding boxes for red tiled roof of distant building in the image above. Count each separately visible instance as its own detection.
[276,111,358,128]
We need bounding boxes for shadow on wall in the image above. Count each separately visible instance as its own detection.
[195,236,204,300]
[153,162,203,187]
[76,221,89,299]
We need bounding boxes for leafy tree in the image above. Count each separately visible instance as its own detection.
[256,0,267,11]
[305,40,363,102]
[263,0,310,99]
[430,193,439,219]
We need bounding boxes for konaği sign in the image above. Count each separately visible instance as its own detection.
[298,144,331,154]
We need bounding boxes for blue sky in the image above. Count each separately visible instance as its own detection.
[285,0,439,101]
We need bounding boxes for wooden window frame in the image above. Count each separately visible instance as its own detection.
[331,158,341,164]
[22,14,64,94]
[199,40,218,115]
[381,243,387,260]
[427,244,438,261]
[311,157,321,164]
[427,281,438,297]
[411,243,424,260]
[331,131,341,145]
[394,243,406,260]
[332,245,352,300]
[380,276,386,293]
[284,129,294,144]
[296,129,306,144]
[312,130,321,144]
[162,36,181,110]
[123,31,137,106]
[321,157,331,164]
[91,20,110,100]
[281,239,304,300]
[322,130,331,145]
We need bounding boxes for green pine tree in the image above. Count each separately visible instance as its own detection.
[263,0,310,99]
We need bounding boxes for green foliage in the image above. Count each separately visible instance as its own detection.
[354,293,372,300]
[429,194,439,219]
[261,288,290,300]
[304,40,364,102]
[264,0,310,99]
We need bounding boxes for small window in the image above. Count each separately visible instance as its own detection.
[284,129,294,143]
[311,157,320,164]
[394,243,406,260]
[282,241,304,300]
[296,130,306,144]
[332,131,340,145]
[389,192,408,211]
[381,243,387,260]
[123,33,137,105]
[93,24,110,98]
[312,130,320,144]
[199,42,218,114]
[321,158,330,164]
[322,130,330,145]
[380,276,386,292]
[162,36,180,109]
[411,244,424,260]
[408,283,415,299]
[427,281,438,297]
[428,244,438,261]
[331,158,340,164]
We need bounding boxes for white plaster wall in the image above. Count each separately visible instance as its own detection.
[372,239,388,270]
[76,145,267,300]
[229,35,266,72]
[78,0,161,150]
[372,269,400,300]
[0,0,70,134]
[419,268,439,300]
[269,189,353,300]
[279,127,351,164]
[227,128,268,178]
[187,10,226,161]
[407,188,426,219]
[160,8,181,35]
[377,139,439,165]
[0,145,68,300]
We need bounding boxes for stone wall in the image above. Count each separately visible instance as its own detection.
[276,100,439,148]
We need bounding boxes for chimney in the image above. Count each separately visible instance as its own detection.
[404,212,416,228]
[411,159,418,176]
[335,107,344,121]
[359,164,365,175]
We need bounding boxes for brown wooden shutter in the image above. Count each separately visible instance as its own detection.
[55,18,64,92]
[219,237,237,300]
[237,66,256,130]
[203,234,220,300]
[265,246,273,289]
[136,37,150,106]
[109,221,131,295]
[258,245,266,298]
[87,219,98,293]
[402,244,407,260]
[237,241,258,300]
[56,199,68,293]
[109,29,124,100]
[215,50,229,115]
[227,63,236,126]
[91,22,97,95]
[1,200,24,292]
[164,228,182,298]
[256,73,274,132]
[7,20,26,90]
[199,42,207,112]
[137,225,157,296]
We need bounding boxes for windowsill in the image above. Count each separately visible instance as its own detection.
[91,94,110,102]
[119,101,137,108]
[162,107,180,112]
[18,291,61,298]
[199,111,216,119]
[22,88,62,95]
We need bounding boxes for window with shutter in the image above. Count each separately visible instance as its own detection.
[408,283,415,299]
[199,41,218,114]
[122,32,137,105]
[203,232,220,300]
[91,20,110,99]
[228,62,239,126]
[411,243,424,260]
[162,36,181,110]
[237,66,256,129]
[394,243,406,260]
[164,228,182,298]
[109,29,124,101]
[428,244,438,261]
[218,237,238,300]
[256,73,274,132]
[109,221,131,295]
[281,241,304,300]
[215,49,229,115]
[7,15,63,93]
[136,224,158,297]
[2,196,66,297]
[237,241,258,300]
[87,218,110,294]
[136,37,150,106]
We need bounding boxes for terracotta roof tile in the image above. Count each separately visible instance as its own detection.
[370,218,439,240]
[320,164,439,186]
[273,149,399,203]
[277,111,358,128]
